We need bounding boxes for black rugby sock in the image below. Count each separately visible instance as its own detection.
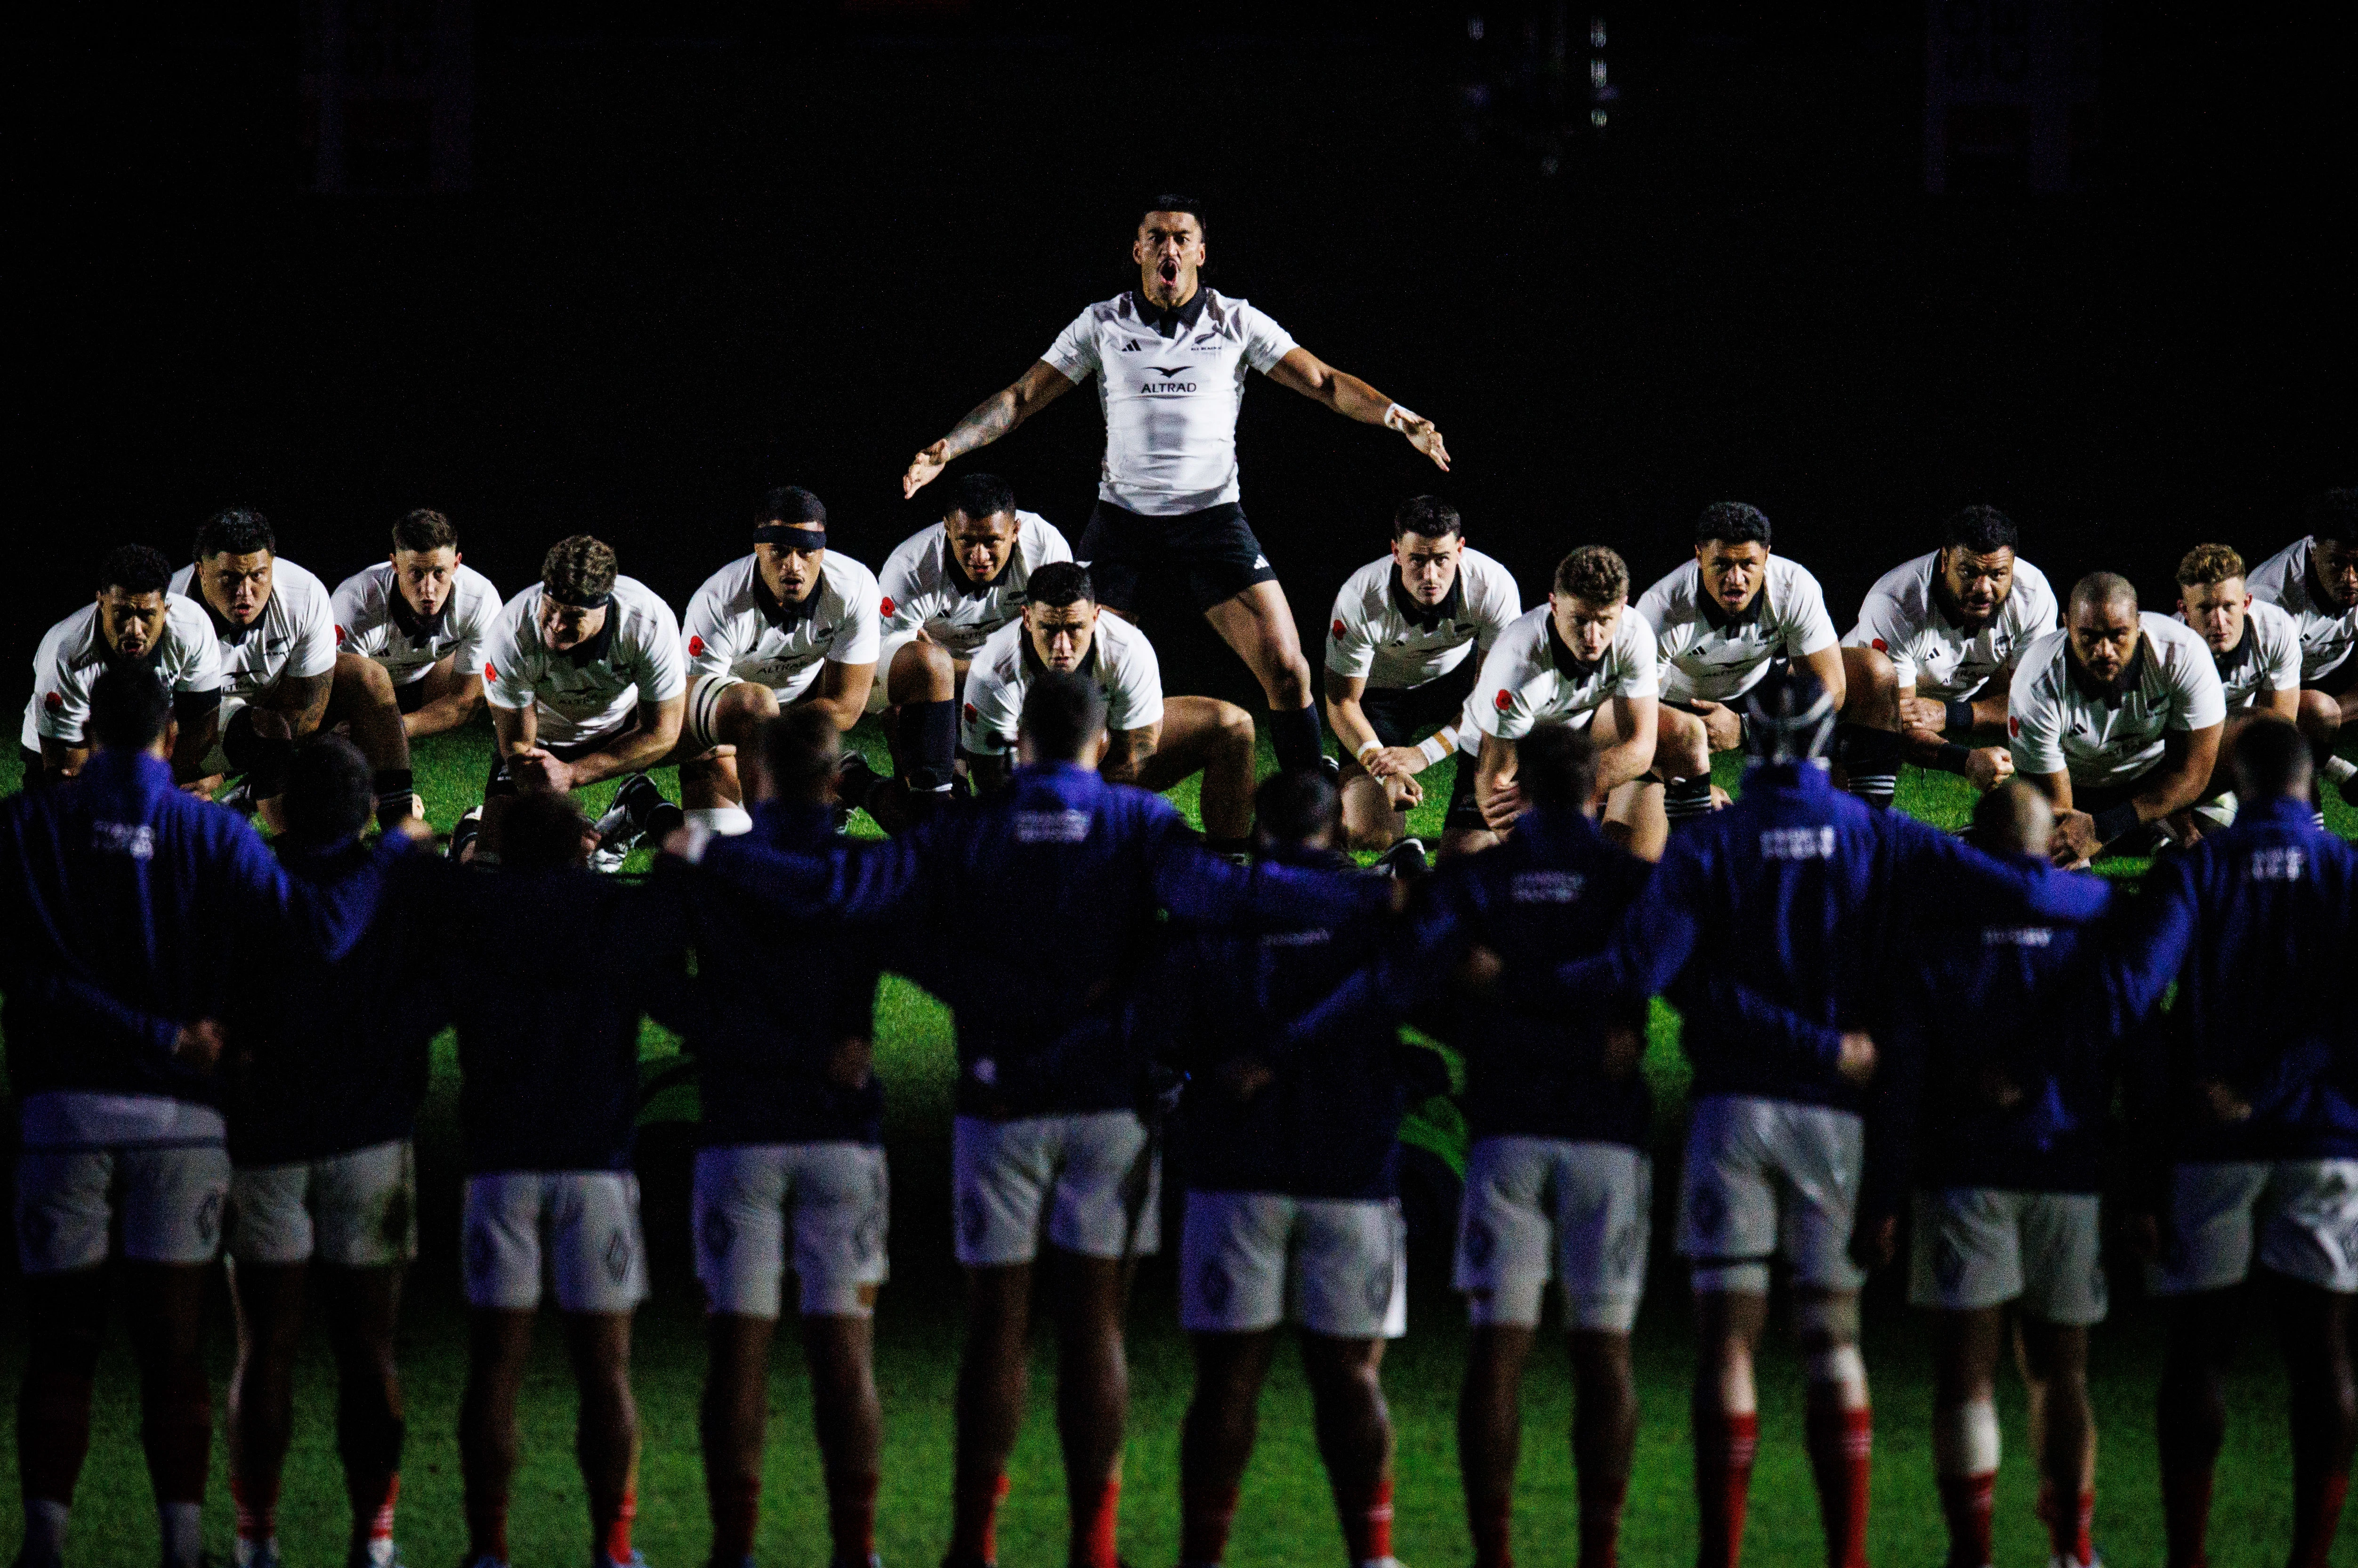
[906,699,957,794]
[1268,703,1324,773]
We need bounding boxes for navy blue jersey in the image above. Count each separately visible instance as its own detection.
[1146,849,1409,1201]
[2095,796,2358,1165]
[1858,853,2119,1215]
[1559,761,2113,1113]
[0,748,402,1109]
[430,863,691,1174]
[224,839,441,1167]
[674,801,884,1147]
[696,761,1388,1118]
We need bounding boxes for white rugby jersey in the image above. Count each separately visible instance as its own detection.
[959,612,1163,756]
[2007,614,2227,789]
[2248,536,2358,683]
[1635,555,1839,705]
[1325,548,1522,692]
[168,557,339,704]
[1843,551,2058,701]
[1463,603,1658,754]
[20,594,224,750]
[1041,287,1299,517]
[331,561,502,687]
[683,551,881,705]
[2191,597,2303,714]
[877,510,1071,660]
[481,575,687,748]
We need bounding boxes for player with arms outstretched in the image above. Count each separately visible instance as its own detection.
[902,194,1450,776]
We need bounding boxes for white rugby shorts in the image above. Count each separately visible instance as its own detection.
[1457,1136,1652,1331]
[16,1145,231,1274]
[1908,1187,2107,1324]
[230,1139,418,1269]
[1677,1094,1865,1292]
[693,1142,889,1319]
[1178,1190,1406,1340]
[2148,1159,2358,1296]
[461,1170,647,1314]
[952,1111,1160,1268]
[864,629,924,714]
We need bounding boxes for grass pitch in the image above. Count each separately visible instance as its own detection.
[1,723,2349,1566]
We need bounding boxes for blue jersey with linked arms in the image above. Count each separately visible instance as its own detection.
[1557,761,2113,1113]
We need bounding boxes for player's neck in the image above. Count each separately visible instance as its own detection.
[1138,277,1200,314]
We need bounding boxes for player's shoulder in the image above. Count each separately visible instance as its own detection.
[691,551,758,604]
[2139,610,2211,665]
[1765,552,1826,600]
[35,601,98,664]
[821,550,880,603]
[1097,609,1158,664]
[1335,555,1395,615]
[494,580,542,623]
[1493,602,1552,658]
[880,522,943,579]
[1015,509,1069,558]
[452,562,501,608]
[270,556,332,608]
[610,574,678,628]
[1860,552,1936,614]
[969,617,1027,675]
[1459,546,1520,601]
[2246,595,2300,642]
[2008,555,2056,605]
[1635,559,1697,616]
[2246,537,2303,593]
[332,561,394,607]
[2013,625,2070,683]
[167,562,195,596]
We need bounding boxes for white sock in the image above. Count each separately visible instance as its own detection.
[159,1501,204,1568]
[22,1499,70,1565]
[2326,754,2356,783]
[1932,1395,2002,1477]
[685,804,753,836]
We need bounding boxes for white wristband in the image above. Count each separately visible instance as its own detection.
[1355,739,1383,764]
[1416,732,1452,768]
[1382,402,1420,432]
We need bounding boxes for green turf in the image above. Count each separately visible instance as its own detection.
[2,723,2350,1566]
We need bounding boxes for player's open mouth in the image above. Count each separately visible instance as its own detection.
[1157,258,1180,288]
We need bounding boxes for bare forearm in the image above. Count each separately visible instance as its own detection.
[565,728,673,788]
[404,692,482,740]
[936,387,1024,462]
[1327,696,1380,758]
[2132,761,2212,822]
[1322,369,1396,423]
[270,676,333,736]
[1102,733,1156,784]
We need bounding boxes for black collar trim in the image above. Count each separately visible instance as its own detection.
[387,583,449,642]
[1696,584,1764,632]
[1546,616,1601,679]
[2211,619,2258,678]
[200,592,269,647]
[1128,285,1210,340]
[560,600,618,667]
[2067,635,2150,709]
[753,563,822,630]
[1389,564,1463,633]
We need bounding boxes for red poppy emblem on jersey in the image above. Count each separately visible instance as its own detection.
[688,635,707,658]
[2008,715,2022,738]
[1870,637,1887,652]
[962,702,978,724]
[484,660,498,682]
[43,691,64,713]
[1494,689,1513,713]
[1332,618,1347,637]
[334,623,349,646]
[880,597,896,618]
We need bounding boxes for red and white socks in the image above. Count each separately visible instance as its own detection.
[1934,1396,2000,1567]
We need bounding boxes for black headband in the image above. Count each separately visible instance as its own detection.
[755,523,827,550]
[543,588,612,611]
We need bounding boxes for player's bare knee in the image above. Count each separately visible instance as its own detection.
[1659,707,1711,776]
[1839,643,1899,727]
[892,639,956,704]
[1793,1290,1862,1352]
[1211,700,1258,759]
[2299,687,2342,741]
[335,651,396,705]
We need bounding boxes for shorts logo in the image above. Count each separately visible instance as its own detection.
[1607,1220,1643,1280]
[1199,1259,1232,1312]
[1494,689,1513,713]
[688,635,707,658]
[603,1227,634,1285]
[702,1207,735,1262]
[879,596,895,617]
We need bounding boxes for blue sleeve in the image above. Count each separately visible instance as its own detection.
[696,832,926,923]
[1155,840,1393,932]
[1554,832,1711,1002]
[1694,973,1846,1077]
[1884,812,2113,924]
[278,837,423,964]
[31,972,184,1060]
[1268,879,1473,1066]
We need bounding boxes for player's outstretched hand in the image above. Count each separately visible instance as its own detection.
[510,747,574,794]
[1478,779,1525,833]
[1848,1213,1899,1272]
[172,1018,226,1073]
[1964,747,2014,791]
[1834,1031,1878,1086]
[902,441,951,499]
[1399,415,1450,472]
[1365,744,1428,783]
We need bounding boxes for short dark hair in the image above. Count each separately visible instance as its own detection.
[1517,720,1600,814]
[755,708,843,806]
[1968,780,2053,860]
[943,472,1017,526]
[2229,714,2313,802]
[1942,505,2019,555]
[501,791,590,872]
[88,665,171,753]
[759,486,827,528]
[1019,671,1106,762]
[283,734,374,846]
[2067,571,2139,619]
[193,507,275,563]
[1026,562,1095,611]
[97,544,173,597]
[2305,487,2358,548]
[1392,496,1462,541]
[1696,501,1772,550]
[1142,193,1206,235]
[1554,545,1630,605]
[391,508,458,555]
[1253,768,1340,850]
[541,535,618,605]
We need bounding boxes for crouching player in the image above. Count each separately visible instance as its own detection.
[330,507,502,743]
[1323,497,1521,863]
[682,710,890,1568]
[223,738,441,1568]
[23,543,223,786]
[2092,718,2358,1568]
[1143,770,1413,1568]
[2173,544,2305,831]
[678,486,880,837]
[1552,669,2112,1568]
[1861,782,2118,1568]
[439,792,689,1568]
[470,535,688,869]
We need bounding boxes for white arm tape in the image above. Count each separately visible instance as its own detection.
[1383,402,1421,432]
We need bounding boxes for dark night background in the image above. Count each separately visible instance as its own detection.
[8,2,2352,714]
